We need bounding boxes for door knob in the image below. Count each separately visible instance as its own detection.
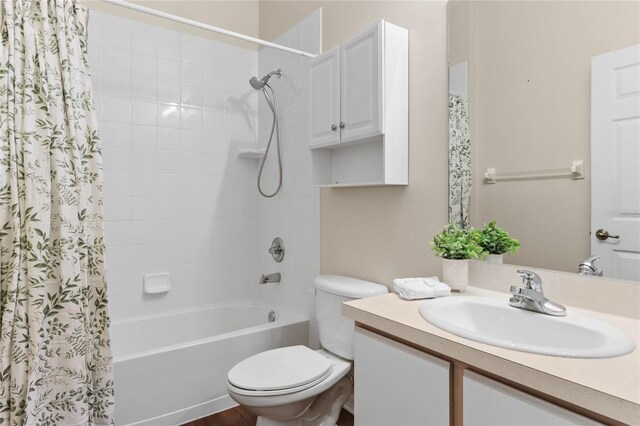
[595,229,620,241]
[339,122,345,129]
[331,124,337,131]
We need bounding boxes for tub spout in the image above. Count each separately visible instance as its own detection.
[260,273,281,284]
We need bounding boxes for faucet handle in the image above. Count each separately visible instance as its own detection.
[578,255,603,276]
[510,285,545,303]
[580,255,601,269]
[516,269,542,289]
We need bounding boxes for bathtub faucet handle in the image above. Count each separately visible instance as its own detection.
[268,237,285,263]
[260,273,281,284]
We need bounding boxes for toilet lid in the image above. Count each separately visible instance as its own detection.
[227,346,333,392]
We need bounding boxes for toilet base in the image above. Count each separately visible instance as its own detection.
[255,374,352,426]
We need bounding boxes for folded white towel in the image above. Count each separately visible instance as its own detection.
[393,276,452,300]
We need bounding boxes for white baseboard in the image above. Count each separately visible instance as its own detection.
[124,388,353,425]
[344,394,354,415]
[125,395,237,426]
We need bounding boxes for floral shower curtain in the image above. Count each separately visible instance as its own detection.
[0,1,114,425]
[448,94,471,228]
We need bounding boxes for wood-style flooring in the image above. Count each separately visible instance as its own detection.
[182,405,354,426]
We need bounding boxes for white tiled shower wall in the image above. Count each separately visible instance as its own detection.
[90,11,260,321]
[256,11,322,336]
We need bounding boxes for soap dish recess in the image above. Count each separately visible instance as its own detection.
[143,272,171,294]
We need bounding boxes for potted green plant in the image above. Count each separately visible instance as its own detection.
[431,223,485,291]
[477,220,520,263]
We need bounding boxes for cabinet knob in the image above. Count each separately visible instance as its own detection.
[331,124,337,131]
[339,122,345,129]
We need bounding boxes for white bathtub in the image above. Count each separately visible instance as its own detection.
[111,302,309,425]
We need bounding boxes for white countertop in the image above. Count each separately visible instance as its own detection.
[342,288,640,424]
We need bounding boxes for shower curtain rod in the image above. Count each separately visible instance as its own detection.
[99,0,318,58]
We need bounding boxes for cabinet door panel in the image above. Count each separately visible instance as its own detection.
[464,371,602,425]
[309,47,340,148]
[354,329,450,426]
[340,24,382,142]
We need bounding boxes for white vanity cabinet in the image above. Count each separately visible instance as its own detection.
[464,371,602,426]
[353,327,605,425]
[308,20,408,187]
[354,328,450,426]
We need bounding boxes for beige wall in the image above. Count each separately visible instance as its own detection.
[452,1,640,273]
[260,1,450,286]
[448,0,471,66]
[83,0,451,287]
[82,0,636,283]
[81,0,259,49]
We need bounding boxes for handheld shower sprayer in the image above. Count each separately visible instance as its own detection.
[249,69,282,90]
[250,69,283,198]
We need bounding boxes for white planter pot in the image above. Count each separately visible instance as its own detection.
[484,254,504,264]
[441,258,469,292]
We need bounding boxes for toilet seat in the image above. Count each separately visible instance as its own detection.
[226,348,353,410]
[227,346,334,396]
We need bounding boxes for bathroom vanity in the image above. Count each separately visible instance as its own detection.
[342,264,640,425]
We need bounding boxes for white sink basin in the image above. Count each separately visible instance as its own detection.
[419,296,635,358]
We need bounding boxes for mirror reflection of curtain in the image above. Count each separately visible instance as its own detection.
[448,94,471,228]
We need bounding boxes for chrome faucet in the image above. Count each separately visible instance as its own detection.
[509,270,566,317]
[578,255,603,276]
[260,272,281,284]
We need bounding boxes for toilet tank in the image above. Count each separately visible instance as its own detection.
[314,275,388,360]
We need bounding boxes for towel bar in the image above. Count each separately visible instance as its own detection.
[484,160,584,184]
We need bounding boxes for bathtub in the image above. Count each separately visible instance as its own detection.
[111,302,309,425]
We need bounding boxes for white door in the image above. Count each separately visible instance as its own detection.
[591,44,640,281]
[309,47,340,148]
[340,23,382,143]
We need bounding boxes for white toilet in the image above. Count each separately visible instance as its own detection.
[226,275,388,425]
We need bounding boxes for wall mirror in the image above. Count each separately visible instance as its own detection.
[447,0,640,281]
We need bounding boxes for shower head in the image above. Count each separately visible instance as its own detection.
[249,77,264,90]
[249,69,282,90]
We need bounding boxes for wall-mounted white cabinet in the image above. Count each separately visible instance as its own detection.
[339,24,381,143]
[309,47,341,147]
[464,371,601,425]
[354,329,450,425]
[308,20,408,187]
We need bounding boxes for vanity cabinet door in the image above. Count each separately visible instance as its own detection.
[463,371,602,425]
[308,47,341,148]
[354,328,450,426]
